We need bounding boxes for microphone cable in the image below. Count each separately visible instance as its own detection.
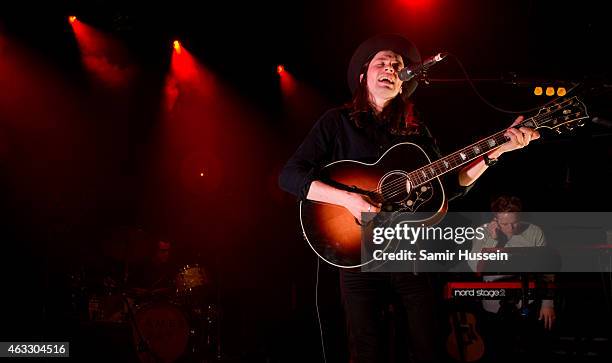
[315,258,328,363]
[436,53,582,115]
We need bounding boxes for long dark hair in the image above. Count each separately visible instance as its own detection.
[348,61,421,135]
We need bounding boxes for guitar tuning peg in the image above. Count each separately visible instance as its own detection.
[555,128,563,134]
[578,121,585,127]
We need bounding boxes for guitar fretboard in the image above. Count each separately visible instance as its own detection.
[406,117,537,187]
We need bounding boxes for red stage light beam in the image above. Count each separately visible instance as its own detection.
[68,17,134,88]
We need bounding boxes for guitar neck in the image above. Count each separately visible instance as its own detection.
[407,117,539,187]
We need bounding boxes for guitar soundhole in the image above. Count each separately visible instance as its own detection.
[379,171,410,203]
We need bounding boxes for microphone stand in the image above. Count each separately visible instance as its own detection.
[519,273,530,319]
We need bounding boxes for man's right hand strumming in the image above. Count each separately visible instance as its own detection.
[342,192,382,223]
[307,180,381,223]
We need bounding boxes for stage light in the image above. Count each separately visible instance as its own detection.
[556,87,566,97]
[68,16,77,24]
[533,87,543,96]
[173,40,181,54]
[277,65,285,75]
[545,87,555,96]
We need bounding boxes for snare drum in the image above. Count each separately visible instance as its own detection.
[132,301,189,363]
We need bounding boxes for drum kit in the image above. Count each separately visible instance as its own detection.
[85,263,220,363]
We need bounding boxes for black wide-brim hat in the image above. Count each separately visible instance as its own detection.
[347,34,421,96]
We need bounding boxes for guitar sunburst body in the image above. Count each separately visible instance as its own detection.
[300,142,447,268]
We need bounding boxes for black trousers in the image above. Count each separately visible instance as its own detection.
[340,270,438,363]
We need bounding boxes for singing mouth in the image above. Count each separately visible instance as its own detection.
[378,75,395,86]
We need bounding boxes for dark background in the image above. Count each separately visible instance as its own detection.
[0,0,611,362]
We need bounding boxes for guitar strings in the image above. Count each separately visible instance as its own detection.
[373,100,581,198]
[379,129,511,197]
[378,104,582,199]
[380,123,534,198]
[379,99,582,196]
[378,109,573,199]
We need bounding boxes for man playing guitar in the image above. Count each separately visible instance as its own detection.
[279,34,540,362]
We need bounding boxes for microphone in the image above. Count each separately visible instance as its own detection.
[398,52,448,82]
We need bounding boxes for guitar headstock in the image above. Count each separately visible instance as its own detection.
[523,96,589,134]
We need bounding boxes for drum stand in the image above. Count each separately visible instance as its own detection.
[183,299,222,362]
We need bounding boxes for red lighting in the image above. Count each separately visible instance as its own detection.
[398,0,436,10]
[278,66,296,95]
[68,16,77,24]
[164,41,216,112]
[392,0,441,28]
[169,44,199,83]
[69,18,134,87]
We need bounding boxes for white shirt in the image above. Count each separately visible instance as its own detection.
[469,223,552,313]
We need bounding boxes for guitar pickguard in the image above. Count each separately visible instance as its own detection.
[398,182,434,213]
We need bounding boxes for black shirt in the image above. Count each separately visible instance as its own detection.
[279,106,471,200]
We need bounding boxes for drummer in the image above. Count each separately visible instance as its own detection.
[127,237,178,297]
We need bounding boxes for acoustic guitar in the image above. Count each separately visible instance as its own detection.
[447,311,485,362]
[299,96,589,268]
